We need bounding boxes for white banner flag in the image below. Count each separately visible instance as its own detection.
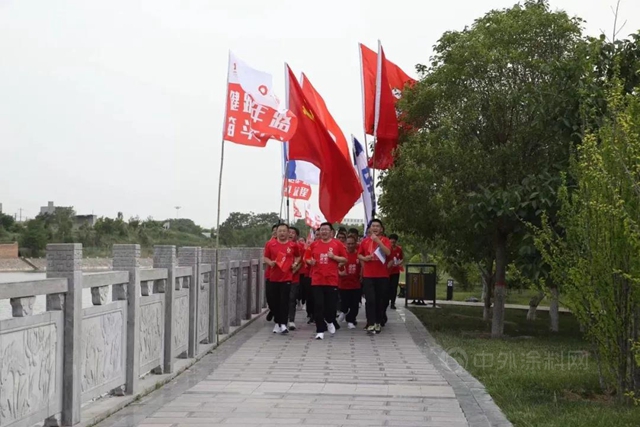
[352,136,376,227]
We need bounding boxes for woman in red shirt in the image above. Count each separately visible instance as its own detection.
[357,219,391,334]
[387,233,404,310]
[264,223,301,334]
[306,222,347,340]
[338,235,361,329]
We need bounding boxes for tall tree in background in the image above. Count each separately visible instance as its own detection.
[380,0,586,337]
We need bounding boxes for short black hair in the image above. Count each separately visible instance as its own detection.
[290,226,300,237]
[338,226,347,233]
[348,227,359,236]
[389,233,399,240]
[272,223,280,231]
[319,222,333,230]
[276,223,289,230]
[346,235,357,242]
[369,219,384,228]
[336,231,347,238]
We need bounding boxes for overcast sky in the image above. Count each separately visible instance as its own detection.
[2,0,639,228]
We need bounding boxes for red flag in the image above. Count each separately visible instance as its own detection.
[360,43,415,136]
[371,43,400,170]
[286,65,362,223]
[301,74,351,162]
[223,52,297,147]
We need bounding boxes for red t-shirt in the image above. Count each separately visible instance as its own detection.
[388,245,404,275]
[358,236,391,278]
[264,237,276,280]
[309,239,347,287]
[339,251,361,290]
[264,239,300,282]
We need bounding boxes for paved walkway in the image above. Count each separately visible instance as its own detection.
[95,307,511,427]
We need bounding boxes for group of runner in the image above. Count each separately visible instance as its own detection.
[263,219,404,340]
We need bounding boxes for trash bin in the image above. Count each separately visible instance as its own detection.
[404,263,437,308]
[446,279,454,301]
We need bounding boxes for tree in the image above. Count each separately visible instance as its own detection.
[218,212,280,247]
[0,212,15,231]
[20,219,48,256]
[380,0,586,337]
[536,81,640,401]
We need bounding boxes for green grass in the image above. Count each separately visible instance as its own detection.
[411,305,640,426]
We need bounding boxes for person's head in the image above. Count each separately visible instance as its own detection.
[276,223,289,241]
[271,223,279,238]
[346,235,357,252]
[289,226,300,241]
[338,226,347,234]
[298,237,305,244]
[369,219,384,236]
[348,228,359,238]
[319,222,333,241]
[389,233,399,247]
[336,231,347,243]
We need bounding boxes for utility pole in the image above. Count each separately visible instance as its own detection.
[18,208,23,222]
[175,206,181,219]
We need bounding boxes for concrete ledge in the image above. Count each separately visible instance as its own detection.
[78,310,267,427]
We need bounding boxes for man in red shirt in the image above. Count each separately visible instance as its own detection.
[358,219,392,334]
[338,235,361,329]
[265,223,278,322]
[306,222,347,340]
[386,233,404,310]
[264,223,301,334]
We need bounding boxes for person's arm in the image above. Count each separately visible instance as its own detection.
[372,235,391,256]
[397,248,405,266]
[263,245,275,267]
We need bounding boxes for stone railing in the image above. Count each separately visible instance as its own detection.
[0,243,266,427]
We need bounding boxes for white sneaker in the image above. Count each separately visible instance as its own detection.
[280,324,289,334]
[337,312,346,323]
[348,322,356,329]
[273,324,281,334]
[315,332,324,340]
[297,301,302,309]
[288,321,296,331]
[327,322,336,334]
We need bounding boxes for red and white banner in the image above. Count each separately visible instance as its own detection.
[283,179,312,201]
[304,202,326,229]
[293,203,303,218]
[224,52,297,147]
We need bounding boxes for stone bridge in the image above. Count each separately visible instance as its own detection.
[0,244,266,427]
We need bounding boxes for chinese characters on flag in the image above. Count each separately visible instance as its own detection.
[283,179,312,201]
[224,52,298,147]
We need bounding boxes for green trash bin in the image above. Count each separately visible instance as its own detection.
[404,263,437,308]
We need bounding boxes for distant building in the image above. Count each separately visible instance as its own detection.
[341,218,365,226]
[74,214,98,228]
[39,201,97,228]
[0,202,3,214]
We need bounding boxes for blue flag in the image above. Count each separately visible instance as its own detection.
[352,136,376,226]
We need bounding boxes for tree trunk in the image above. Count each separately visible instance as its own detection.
[549,286,559,332]
[527,291,545,321]
[491,231,508,338]
[482,272,492,321]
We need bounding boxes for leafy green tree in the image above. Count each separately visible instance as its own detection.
[20,219,48,256]
[380,0,586,337]
[536,81,640,401]
[0,212,15,231]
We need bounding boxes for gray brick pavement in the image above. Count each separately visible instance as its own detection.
[94,305,511,427]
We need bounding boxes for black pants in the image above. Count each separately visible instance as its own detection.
[389,274,400,307]
[363,277,389,326]
[288,282,299,322]
[340,289,360,324]
[313,286,338,333]
[265,279,274,315]
[298,275,307,303]
[267,281,291,325]
[302,275,313,318]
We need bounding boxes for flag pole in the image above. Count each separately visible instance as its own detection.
[214,51,233,346]
[371,40,384,220]
[284,62,291,225]
[359,43,375,223]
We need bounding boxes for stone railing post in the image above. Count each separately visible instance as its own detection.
[46,243,83,426]
[229,260,240,327]
[113,244,140,395]
[178,246,200,358]
[202,249,217,345]
[250,259,259,315]
[218,261,230,335]
[154,245,176,374]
